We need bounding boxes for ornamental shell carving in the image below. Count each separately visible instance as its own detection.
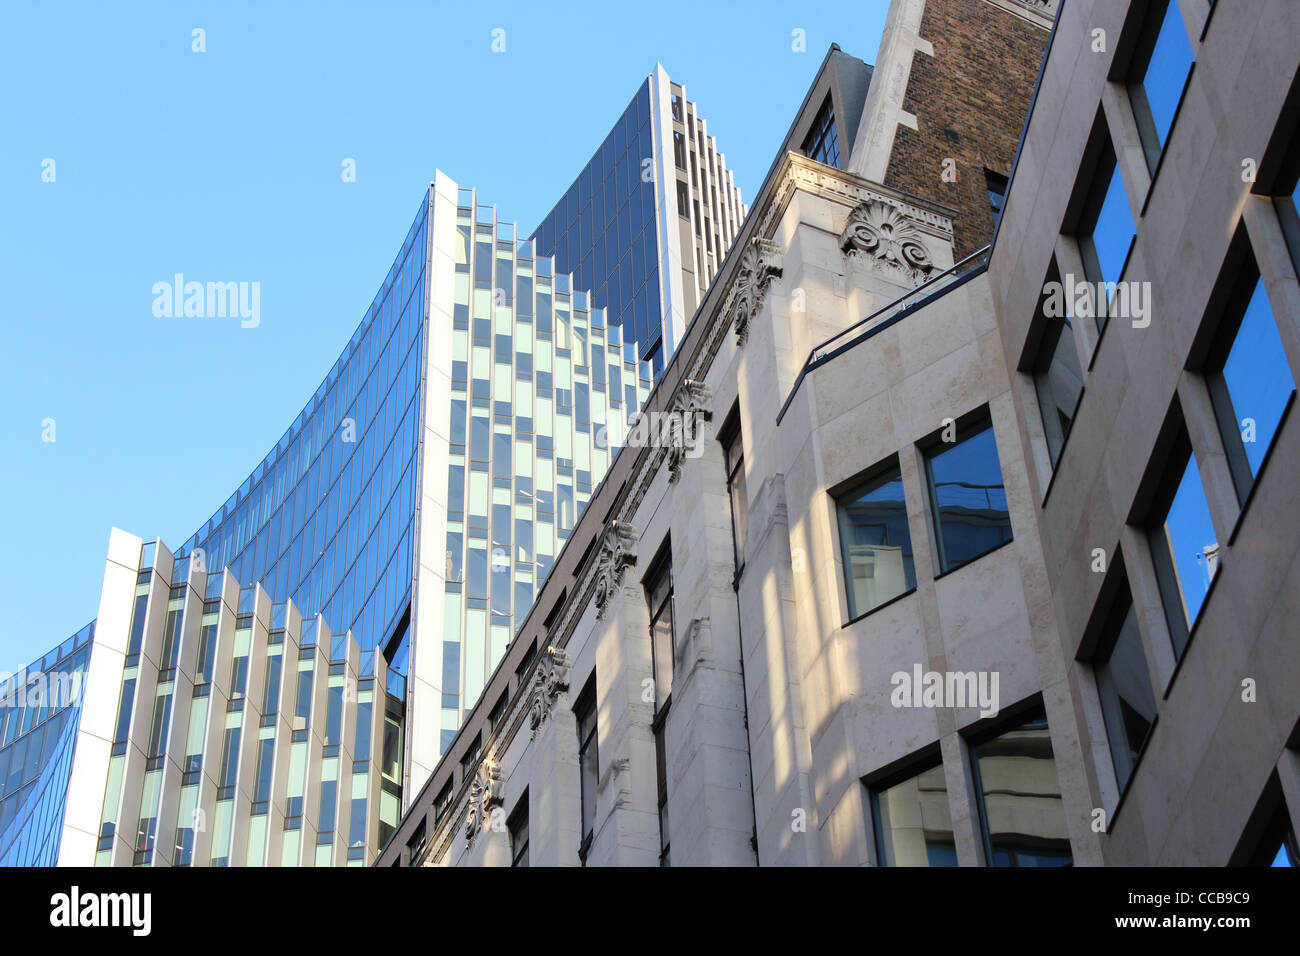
[725,238,783,346]
[592,521,638,619]
[665,379,713,483]
[840,199,934,284]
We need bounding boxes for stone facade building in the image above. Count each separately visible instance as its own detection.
[381,0,1300,868]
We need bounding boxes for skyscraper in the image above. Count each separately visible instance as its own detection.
[532,66,746,378]
[0,70,745,867]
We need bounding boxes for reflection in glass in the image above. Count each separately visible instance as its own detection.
[872,763,956,866]
[1132,0,1194,162]
[1211,277,1296,497]
[972,715,1073,866]
[925,423,1013,573]
[1034,309,1084,469]
[1149,448,1217,659]
[836,465,916,618]
[1094,595,1157,792]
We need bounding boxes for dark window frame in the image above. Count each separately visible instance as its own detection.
[575,675,599,863]
[833,456,918,621]
[718,406,747,580]
[508,790,529,867]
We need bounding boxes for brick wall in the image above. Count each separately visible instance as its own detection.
[883,0,1048,260]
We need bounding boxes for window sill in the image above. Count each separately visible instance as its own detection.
[933,536,1017,582]
[1102,714,1159,834]
[841,586,918,629]
[1158,559,1224,701]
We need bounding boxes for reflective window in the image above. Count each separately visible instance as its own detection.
[871,762,957,867]
[802,96,841,169]
[1147,438,1218,659]
[1130,0,1194,168]
[986,169,1008,230]
[655,721,670,867]
[575,678,598,861]
[924,421,1013,573]
[1033,274,1085,468]
[837,462,916,618]
[645,548,674,713]
[1078,141,1135,329]
[970,713,1073,866]
[1208,271,1296,501]
[719,412,747,573]
[509,792,529,867]
[1091,583,1157,792]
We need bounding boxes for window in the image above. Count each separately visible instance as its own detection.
[924,419,1013,573]
[460,734,481,778]
[645,545,675,713]
[1206,262,1296,502]
[1075,134,1135,330]
[655,721,670,867]
[676,180,690,221]
[1089,579,1157,793]
[433,779,454,826]
[673,131,687,171]
[508,791,529,867]
[719,410,748,574]
[802,95,841,169]
[969,710,1073,866]
[1145,431,1218,660]
[1127,0,1194,170]
[836,462,916,618]
[405,818,427,864]
[575,677,598,862]
[986,169,1008,230]
[1032,265,1085,469]
[488,689,509,731]
[870,760,956,867]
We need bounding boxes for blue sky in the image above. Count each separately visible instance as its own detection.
[0,0,885,671]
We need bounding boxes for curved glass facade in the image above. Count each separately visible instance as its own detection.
[533,81,664,365]
[0,622,94,866]
[176,197,430,657]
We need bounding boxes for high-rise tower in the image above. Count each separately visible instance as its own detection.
[1,69,747,867]
[532,66,746,378]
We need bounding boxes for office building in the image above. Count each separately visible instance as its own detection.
[381,0,1069,867]
[382,0,1300,869]
[0,63,743,865]
[532,66,747,377]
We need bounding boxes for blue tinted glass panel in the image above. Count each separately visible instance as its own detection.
[1218,280,1295,481]
[1092,163,1135,289]
[1137,1,1194,154]
[837,466,916,618]
[926,424,1013,572]
[1154,450,1217,644]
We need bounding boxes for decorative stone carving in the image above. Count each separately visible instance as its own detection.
[464,758,504,846]
[840,199,935,284]
[528,645,572,737]
[665,379,713,483]
[725,238,783,346]
[593,521,638,619]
